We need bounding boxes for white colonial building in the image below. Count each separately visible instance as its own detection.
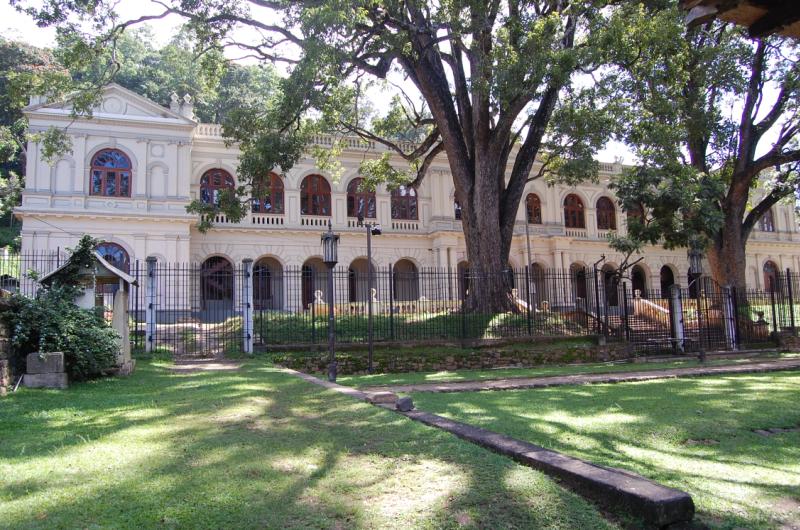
[16,84,800,304]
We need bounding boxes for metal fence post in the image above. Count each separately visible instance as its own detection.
[621,282,631,343]
[787,268,796,335]
[731,286,742,345]
[770,287,779,334]
[593,266,602,335]
[722,285,737,351]
[669,285,685,353]
[389,263,395,341]
[524,266,533,336]
[145,256,157,353]
[242,259,254,354]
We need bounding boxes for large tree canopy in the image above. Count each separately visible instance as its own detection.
[610,4,800,290]
[16,0,632,310]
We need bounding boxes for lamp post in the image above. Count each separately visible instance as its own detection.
[357,214,381,373]
[688,242,705,363]
[321,221,340,381]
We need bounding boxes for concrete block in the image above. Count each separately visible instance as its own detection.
[113,360,136,376]
[365,391,398,404]
[24,372,68,389]
[26,352,65,374]
[402,409,695,527]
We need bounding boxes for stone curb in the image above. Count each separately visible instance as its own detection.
[362,358,800,394]
[400,409,694,528]
[281,367,695,527]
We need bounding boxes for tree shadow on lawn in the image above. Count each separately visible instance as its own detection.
[413,373,800,529]
[0,361,617,529]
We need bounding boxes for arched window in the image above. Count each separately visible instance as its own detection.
[252,172,284,214]
[96,242,130,273]
[563,194,585,229]
[90,149,132,197]
[759,209,775,232]
[200,168,235,206]
[300,174,331,216]
[346,178,376,218]
[596,197,617,230]
[391,185,418,220]
[454,200,462,220]
[526,194,542,224]
[764,261,781,292]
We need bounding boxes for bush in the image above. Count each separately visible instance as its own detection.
[5,283,120,380]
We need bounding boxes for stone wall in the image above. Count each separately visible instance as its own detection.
[274,340,633,376]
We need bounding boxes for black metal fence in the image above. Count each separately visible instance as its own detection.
[250,266,596,347]
[2,250,799,358]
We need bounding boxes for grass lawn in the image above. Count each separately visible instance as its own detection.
[0,361,617,529]
[413,371,800,529]
[338,352,799,388]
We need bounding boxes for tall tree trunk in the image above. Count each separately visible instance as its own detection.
[706,216,748,292]
[458,155,518,313]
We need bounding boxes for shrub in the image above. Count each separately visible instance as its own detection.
[5,283,120,381]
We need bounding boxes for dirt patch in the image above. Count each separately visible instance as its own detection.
[684,438,719,446]
[753,426,800,437]
[169,361,242,372]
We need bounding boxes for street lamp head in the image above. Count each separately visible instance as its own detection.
[357,213,364,226]
[321,220,339,267]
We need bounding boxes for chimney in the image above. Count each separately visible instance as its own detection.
[169,92,180,113]
[29,94,48,106]
[180,94,195,120]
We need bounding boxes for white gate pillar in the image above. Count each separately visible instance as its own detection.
[670,285,685,352]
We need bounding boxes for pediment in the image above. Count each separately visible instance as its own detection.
[26,83,195,126]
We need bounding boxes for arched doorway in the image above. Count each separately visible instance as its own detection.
[764,261,780,292]
[570,263,588,301]
[393,259,419,301]
[601,264,619,307]
[530,263,546,308]
[659,265,675,294]
[301,258,327,309]
[254,257,283,310]
[201,257,234,318]
[348,258,373,302]
[631,265,647,297]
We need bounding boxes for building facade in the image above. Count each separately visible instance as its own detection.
[16,84,800,301]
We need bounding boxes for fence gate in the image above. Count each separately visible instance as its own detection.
[130,260,249,358]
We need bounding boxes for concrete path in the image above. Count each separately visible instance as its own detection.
[362,357,800,394]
